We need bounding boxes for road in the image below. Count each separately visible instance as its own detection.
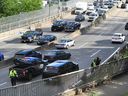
[0,8,127,89]
[0,13,90,59]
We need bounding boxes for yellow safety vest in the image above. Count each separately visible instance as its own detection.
[9,70,17,78]
[92,61,96,67]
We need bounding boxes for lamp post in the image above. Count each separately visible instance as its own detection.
[58,0,60,14]
[48,0,51,16]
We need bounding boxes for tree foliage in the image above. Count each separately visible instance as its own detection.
[0,0,42,16]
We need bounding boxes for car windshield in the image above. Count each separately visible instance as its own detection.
[44,51,57,55]
[113,34,121,37]
[24,31,34,35]
[88,4,93,6]
[67,22,75,26]
[45,66,58,73]
[89,13,96,16]
[40,35,51,39]
[76,8,83,10]
[60,40,68,43]
[20,57,38,64]
[77,14,83,17]
[53,21,64,25]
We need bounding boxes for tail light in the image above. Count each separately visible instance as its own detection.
[22,70,28,76]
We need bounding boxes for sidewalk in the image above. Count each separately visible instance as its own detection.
[79,72,128,96]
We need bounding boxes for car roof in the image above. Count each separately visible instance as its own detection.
[45,50,63,52]
[47,60,70,67]
[113,33,123,35]
[21,57,40,61]
[60,39,72,41]
[16,49,33,55]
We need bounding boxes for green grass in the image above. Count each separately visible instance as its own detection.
[122,92,128,96]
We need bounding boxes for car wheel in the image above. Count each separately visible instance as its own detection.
[66,45,70,49]
[72,42,75,46]
[27,73,32,81]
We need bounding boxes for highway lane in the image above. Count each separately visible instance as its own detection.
[0,13,90,59]
[0,8,127,89]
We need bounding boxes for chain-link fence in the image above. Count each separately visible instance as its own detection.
[0,0,93,33]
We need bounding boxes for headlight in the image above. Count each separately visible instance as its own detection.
[28,37,31,39]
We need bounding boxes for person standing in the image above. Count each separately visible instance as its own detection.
[95,57,101,66]
[91,60,97,73]
[9,68,18,86]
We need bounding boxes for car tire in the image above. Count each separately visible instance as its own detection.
[27,73,32,81]
[66,45,69,49]
[73,43,75,46]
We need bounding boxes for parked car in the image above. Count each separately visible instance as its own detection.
[10,57,48,80]
[0,52,4,61]
[125,22,128,30]
[55,39,75,49]
[51,20,67,32]
[71,8,76,15]
[97,9,106,16]
[43,50,71,62]
[14,49,42,62]
[88,12,99,22]
[99,6,109,12]
[42,60,79,78]
[126,0,128,3]
[104,2,114,9]
[87,3,95,10]
[111,33,125,43]
[75,14,85,22]
[37,35,57,45]
[21,31,43,43]
[86,9,96,15]
[64,21,81,32]
[121,3,126,8]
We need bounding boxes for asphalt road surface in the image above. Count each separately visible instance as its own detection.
[0,8,127,89]
[0,13,90,59]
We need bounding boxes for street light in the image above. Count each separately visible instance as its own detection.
[48,0,51,16]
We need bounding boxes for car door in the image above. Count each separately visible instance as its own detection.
[57,51,66,59]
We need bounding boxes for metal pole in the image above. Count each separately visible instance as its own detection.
[58,0,60,14]
[48,0,51,16]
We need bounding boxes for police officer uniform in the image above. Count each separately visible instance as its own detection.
[9,68,18,86]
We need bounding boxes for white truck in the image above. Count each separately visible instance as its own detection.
[74,2,87,15]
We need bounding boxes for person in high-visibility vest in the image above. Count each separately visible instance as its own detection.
[9,68,18,86]
[91,60,97,73]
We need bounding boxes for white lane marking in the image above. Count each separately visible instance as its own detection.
[0,82,7,86]
[78,42,88,48]
[101,47,120,65]
[90,50,101,57]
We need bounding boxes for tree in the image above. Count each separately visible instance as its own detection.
[0,0,42,16]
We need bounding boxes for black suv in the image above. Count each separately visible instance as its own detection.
[11,57,48,80]
[42,60,79,78]
[64,21,81,32]
[21,31,43,43]
[43,50,71,62]
[125,23,128,30]
[51,20,67,32]
[121,3,126,9]
[14,49,42,62]
[37,35,57,45]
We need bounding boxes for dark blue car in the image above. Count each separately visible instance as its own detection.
[0,52,4,61]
